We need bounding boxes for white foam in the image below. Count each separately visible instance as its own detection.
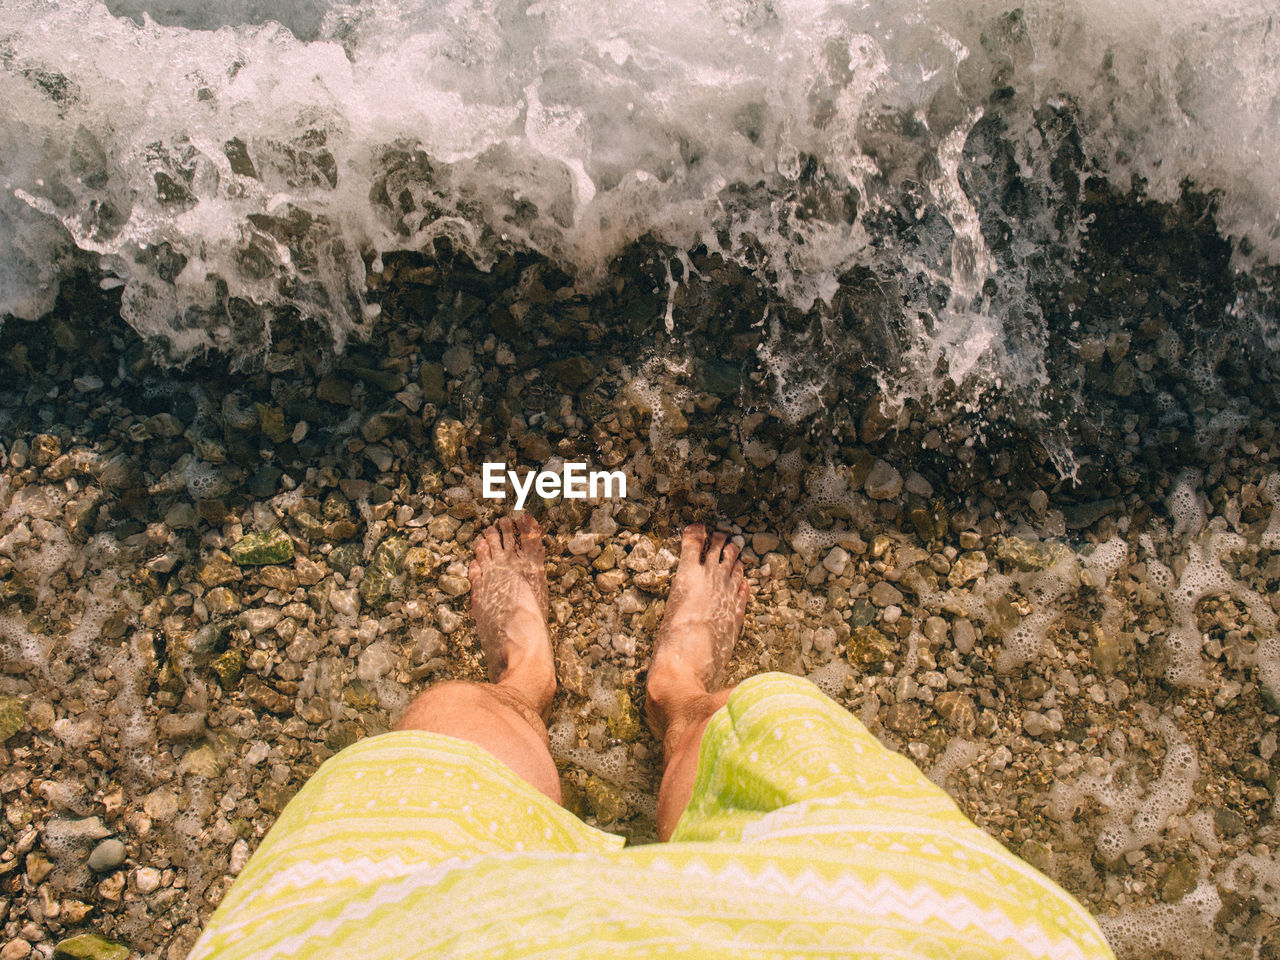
[928,738,980,788]
[1049,718,1198,863]
[1098,881,1221,957]
[1,0,1275,403]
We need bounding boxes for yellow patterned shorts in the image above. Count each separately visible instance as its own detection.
[190,673,1115,959]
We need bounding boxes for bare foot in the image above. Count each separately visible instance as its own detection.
[645,524,749,739]
[468,514,555,715]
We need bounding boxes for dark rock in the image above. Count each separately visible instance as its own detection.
[328,542,362,577]
[247,465,283,498]
[361,410,405,443]
[418,362,446,404]
[550,355,596,390]
[1160,857,1197,903]
[695,360,740,396]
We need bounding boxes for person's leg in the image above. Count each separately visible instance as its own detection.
[395,513,561,803]
[645,524,749,841]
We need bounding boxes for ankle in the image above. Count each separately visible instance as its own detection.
[645,664,707,725]
[657,689,729,772]
[497,653,556,716]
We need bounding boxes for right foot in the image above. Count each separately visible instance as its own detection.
[468,514,556,714]
[645,525,749,738]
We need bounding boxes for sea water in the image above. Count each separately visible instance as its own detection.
[2,0,1278,404]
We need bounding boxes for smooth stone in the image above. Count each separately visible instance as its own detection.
[134,867,162,894]
[52,935,129,960]
[87,838,127,872]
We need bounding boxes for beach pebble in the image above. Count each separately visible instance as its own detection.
[870,581,903,607]
[441,345,473,377]
[87,838,127,872]
[229,839,251,874]
[135,866,163,894]
[952,619,976,654]
[157,712,206,742]
[357,641,397,681]
[822,546,849,575]
[864,460,903,500]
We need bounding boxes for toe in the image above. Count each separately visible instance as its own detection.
[708,531,728,564]
[722,539,741,567]
[468,557,485,589]
[681,524,707,563]
[483,523,503,553]
[516,512,544,558]
[734,576,749,619]
[475,538,492,565]
[498,516,516,551]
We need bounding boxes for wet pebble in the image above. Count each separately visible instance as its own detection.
[864,460,903,500]
[870,581,903,607]
[135,866,163,894]
[87,838,127,872]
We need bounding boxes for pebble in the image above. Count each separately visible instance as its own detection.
[1259,730,1276,761]
[229,839,251,874]
[822,546,849,575]
[365,444,394,472]
[135,867,163,894]
[25,853,53,884]
[588,508,618,537]
[617,589,646,614]
[904,471,933,497]
[47,816,110,844]
[596,569,626,592]
[988,746,1013,771]
[240,608,281,635]
[864,459,903,500]
[157,712,206,742]
[441,344,474,377]
[87,838,127,872]
[922,616,948,644]
[952,618,976,654]
[752,532,781,554]
[1021,712,1050,737]
[437,606,461,633]
[438,574,470,597]
[869,581,904,607]
[329,589,360,616]
[357,641,397,681]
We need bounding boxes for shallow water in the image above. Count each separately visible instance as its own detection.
[4,0,1280,406]
[1,1,1280,958]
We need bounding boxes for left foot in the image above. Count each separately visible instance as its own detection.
[468,514,555,713]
